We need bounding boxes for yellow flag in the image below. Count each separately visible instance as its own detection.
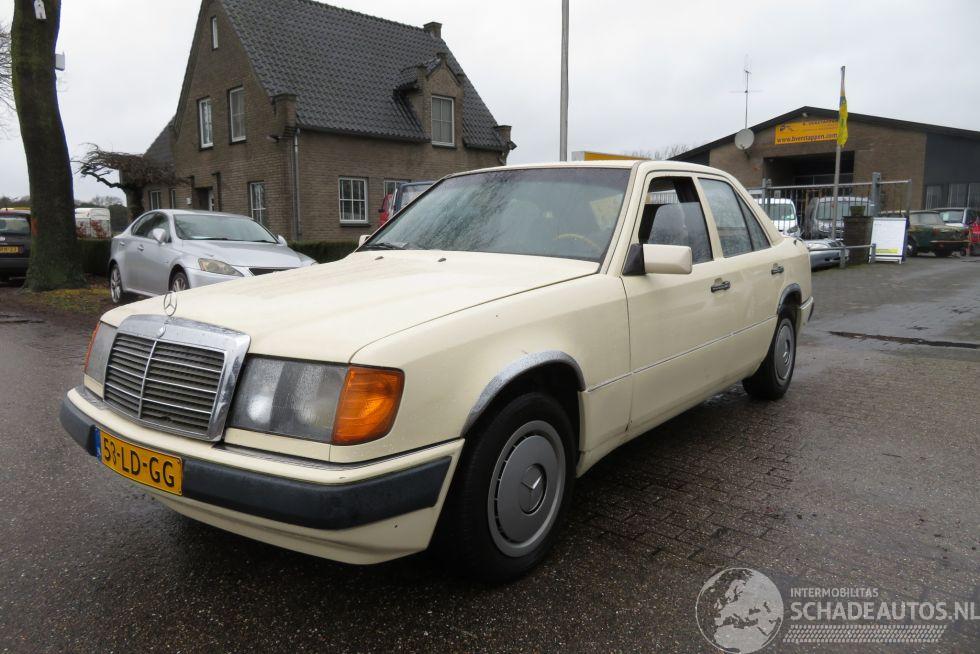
[837,68,848,147]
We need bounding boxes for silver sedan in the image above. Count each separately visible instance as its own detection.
[109,210,315,303]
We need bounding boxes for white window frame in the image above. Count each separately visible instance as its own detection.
[229,87,246,143]
[148,190,162,210]
[338,177,368,225]
[211,16,219,49]
[431,96,455,146]
[198,98,213,148]
[248,182,267,225]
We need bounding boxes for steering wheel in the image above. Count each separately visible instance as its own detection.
[554,233,602,255]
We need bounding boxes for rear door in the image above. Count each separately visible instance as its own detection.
[622,174,739,432]
[698,177,780,378]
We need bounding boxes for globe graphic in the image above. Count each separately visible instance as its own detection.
[696,567,784,653]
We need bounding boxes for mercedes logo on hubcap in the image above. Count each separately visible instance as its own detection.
[519,465,546,514]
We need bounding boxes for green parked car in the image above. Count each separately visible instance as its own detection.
[907,211,969,257]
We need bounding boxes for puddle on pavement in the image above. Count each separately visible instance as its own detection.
[0,314,45,325]
[828,330,979,350]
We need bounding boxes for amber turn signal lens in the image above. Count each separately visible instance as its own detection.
[332,366,404,445]
[83,322,101,374]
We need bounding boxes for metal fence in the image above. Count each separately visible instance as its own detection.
[746,174,912,240]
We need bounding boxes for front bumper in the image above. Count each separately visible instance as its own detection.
[0,256,30,274]
[809,249,841,268]
[60,385,461,563]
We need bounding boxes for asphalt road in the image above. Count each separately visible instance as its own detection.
[1,256,978,653]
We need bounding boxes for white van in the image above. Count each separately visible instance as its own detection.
[75,208,112,239]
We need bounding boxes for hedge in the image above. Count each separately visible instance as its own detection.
[78,238,112,277]
[74,239,358,278]
[289,240,359,263]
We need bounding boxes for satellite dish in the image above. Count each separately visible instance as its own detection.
[734,128,755,151]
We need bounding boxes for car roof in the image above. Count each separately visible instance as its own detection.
[931,207,968,211]
[448,160,733,180]
[156,209,253,220]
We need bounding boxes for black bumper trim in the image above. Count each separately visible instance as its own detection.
[60,391,452,530]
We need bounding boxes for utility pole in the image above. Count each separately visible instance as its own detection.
[829,66,846,240]
[559,0,568,161]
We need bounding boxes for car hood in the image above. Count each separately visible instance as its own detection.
[178,239,309,268]
[106,251,598,362]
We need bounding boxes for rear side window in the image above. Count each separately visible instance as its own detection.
[700,178,753,257]
[639,177,713,264]
[738,198,771,250]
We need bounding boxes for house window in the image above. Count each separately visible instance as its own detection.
[198,98,213,148]
[249,182,267,224]
[169,188,177,208]
[210,16,219,49]
[229,87,246,142]
[431,96,454,146]
[149,190,162,210]
[384,179,409,197]
[338,177,368,224]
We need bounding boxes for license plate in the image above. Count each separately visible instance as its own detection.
[0,246,20,254]
[97,430,183,495]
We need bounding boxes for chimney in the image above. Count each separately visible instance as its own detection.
[272,93,298,134]
[423,21,442,39]
[495,125,513,145]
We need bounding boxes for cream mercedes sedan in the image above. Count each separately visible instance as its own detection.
[60,162,812,581]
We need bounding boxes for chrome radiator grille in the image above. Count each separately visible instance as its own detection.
[103,333,226,437]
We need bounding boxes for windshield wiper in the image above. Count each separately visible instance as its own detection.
[360,241,409,251]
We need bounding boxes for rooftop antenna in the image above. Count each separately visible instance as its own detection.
[730,55,761,129]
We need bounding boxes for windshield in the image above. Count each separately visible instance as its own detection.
[938,210,963,223]
[0,215,30,235]
[910,212,943,226]
[814,199,870,220]
[758,202,797,221]
[174,213,276,242]
[368,168,630,262]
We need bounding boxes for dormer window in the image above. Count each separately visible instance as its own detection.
[211,16,219,49]
[431,96,455,146]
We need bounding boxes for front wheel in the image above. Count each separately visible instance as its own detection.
[109,264,130,304]
[906,239,918,257]
[743,309,797,401]
[435,392,575,582]
[170,270,190,292]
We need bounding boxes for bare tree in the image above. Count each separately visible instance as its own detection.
[12,0,85,290]
[623,143,692,161]
[76,145,179,219]
[1,22,14,114]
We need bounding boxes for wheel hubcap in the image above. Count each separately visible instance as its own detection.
[172,276,186,291]
[774,321,795,382]
[110,270,121,302]
[488,420,565,558]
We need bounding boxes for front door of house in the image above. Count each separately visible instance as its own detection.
[195,187,215,211]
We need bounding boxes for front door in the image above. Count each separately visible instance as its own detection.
[622,174,739,433]
[195,187,215,211]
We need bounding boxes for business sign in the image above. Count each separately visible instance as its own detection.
[774,119,839,145]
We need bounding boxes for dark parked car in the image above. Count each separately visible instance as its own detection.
[0,210,32,282]
[907,211,969,257]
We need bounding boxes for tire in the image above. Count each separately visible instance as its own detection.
[109,264,131,304]
[170,270,190,292]
[906,239,918,257]
[435,392,575,582]
[743,308,797,401]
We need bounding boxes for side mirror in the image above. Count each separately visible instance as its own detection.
[277,234,287,245]
[150,227,167,244]
[643,244,692,274]
[358,234,370,247]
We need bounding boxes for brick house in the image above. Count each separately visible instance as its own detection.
[140,0,515,240]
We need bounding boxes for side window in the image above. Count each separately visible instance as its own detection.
[133,214,167,239]
[700,178,753,257]
[738,197,771,250]
[639,177,713,264]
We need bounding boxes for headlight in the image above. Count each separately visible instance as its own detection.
[228,358,404,445]
[198,258,242,276]
[84,321,117,386]
[806,242,828,251]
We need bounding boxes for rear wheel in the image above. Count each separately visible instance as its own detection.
[435,392,575,582]
[743,308,796,401]
[170,270,190,292]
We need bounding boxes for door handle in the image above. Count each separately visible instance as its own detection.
[137,244,145,252]
[771,263,785,275]
[710,280,731,293]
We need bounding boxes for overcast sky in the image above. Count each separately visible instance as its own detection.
[2,0,979,201]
